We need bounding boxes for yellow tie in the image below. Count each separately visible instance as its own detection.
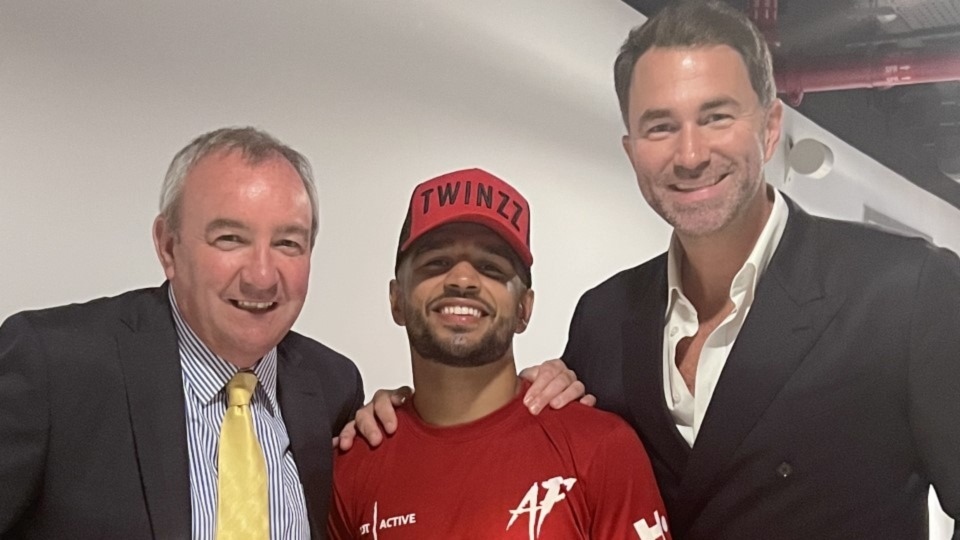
[216,371,269,540]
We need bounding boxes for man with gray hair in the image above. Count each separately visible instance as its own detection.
[0,126,364,539]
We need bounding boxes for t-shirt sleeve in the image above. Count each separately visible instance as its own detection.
[585,421,672,540]
[327,453,359,540]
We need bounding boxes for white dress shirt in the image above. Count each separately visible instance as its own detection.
[169,289,310,539]
[662,189,789,446]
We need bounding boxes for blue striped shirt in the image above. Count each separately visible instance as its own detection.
[169,289,310,540]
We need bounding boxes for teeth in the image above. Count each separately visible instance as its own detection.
[236,300,274,310]
[675,182,715,192]
[441,305,482,317]
[674,175,725,192]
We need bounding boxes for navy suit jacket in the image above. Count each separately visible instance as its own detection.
[0,284,364,539]
[563,200,960,539]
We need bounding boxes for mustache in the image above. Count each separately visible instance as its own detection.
[673,158,733,180]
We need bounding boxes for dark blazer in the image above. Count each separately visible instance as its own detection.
[0,284,364,540]
[563,200,960,540]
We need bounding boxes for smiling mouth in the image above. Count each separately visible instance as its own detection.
[439,305,484,318]
[230,300,277,313]
[430,297,492,322]
[671,172,730,192]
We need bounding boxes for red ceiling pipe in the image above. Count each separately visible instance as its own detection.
[776,51,960,97]
[747,0,960,106]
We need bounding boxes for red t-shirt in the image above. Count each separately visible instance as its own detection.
[328,382,671,540]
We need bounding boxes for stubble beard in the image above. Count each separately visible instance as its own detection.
[647,163,762,238]
[405,306,515,368]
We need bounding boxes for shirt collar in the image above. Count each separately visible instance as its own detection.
[666,187,789,312]
[168,287,280,413]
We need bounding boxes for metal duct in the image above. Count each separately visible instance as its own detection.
[774,51,960,105]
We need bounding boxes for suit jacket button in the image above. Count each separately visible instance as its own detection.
[777,462,793,478]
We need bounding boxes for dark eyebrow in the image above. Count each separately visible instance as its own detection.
[701,97,740,111]
[636,108,673,126]
[481,242,518,263]
[635,97,743,128]
[412,237,449,257]
[206,218,248,234]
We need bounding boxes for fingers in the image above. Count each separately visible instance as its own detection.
[579,393,598,408]
[336,420,358,451]
[521,359,585,415]
[372,386,412,435]
[521,358,566,396]
[518,364,540,382]
[348,386,414,450]
[546,379,586,410]
[389,386,413,407]
[353,403,384,447]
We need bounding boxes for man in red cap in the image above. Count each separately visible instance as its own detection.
[327,169,670,540]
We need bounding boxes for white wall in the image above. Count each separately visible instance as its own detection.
[773,110,960,254]
[0,1,953,535]
[0,0,667,392]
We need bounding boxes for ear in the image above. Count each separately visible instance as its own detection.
[515,289,535,334]
[153,215,177,280]
[622,133,637,169]
[389,279,406,326]
[762,98,784,164]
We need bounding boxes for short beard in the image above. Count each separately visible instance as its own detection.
[404,306,515,368]
[648,166,761,239]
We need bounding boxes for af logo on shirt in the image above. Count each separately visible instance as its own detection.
[506,476,577,540]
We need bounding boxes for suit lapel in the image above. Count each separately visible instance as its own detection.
[676,202,844,514]
[276,342,332,539]
[620,260,691,482]
[115,286,192,539]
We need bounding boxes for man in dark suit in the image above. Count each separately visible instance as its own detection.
[561,2,959,539]
[0,127,364,539]
[345,1,959,538]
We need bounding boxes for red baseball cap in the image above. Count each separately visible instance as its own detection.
[396,168,532,274]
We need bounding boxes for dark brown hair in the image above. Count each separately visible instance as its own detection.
[614,0,776,127]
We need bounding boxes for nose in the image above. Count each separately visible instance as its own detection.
[674,124,710,176]
[239,244,280,299]
[442,260,481,296]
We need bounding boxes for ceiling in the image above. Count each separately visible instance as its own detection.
[623,0,960,210]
